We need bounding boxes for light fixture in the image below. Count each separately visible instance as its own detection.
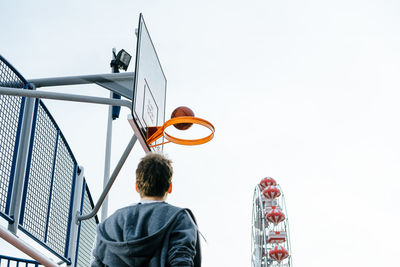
[111,49,132,71]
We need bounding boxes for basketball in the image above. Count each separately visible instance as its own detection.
[171,106,195,130]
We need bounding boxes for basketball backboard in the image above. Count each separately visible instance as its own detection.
[129,13,167,153]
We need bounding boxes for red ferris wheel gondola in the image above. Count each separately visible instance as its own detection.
[269,245,289,262]
[262,185,281,199]
[259,177,277,189]
[265,207,286,225]
[268,231,287,244]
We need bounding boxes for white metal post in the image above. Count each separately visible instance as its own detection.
[101,92,113,222]
[101,49,117,222]
[68,166,85,266]
[0,86,131,108]
[8,92,36,234]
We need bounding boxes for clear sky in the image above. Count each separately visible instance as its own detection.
[1,0,400,266]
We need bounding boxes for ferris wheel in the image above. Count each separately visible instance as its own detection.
[251,177,292,267]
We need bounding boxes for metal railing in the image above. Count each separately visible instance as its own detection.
[0,55,27,223]
[75,181,99,267]
[17,100,79,263]
[0,55,99,266]
[0,254,41,267]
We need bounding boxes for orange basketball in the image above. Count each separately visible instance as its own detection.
[171,106,195,130]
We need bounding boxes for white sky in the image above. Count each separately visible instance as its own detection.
[1,0,400,266]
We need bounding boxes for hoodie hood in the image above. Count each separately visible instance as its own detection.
[94,202,184,266]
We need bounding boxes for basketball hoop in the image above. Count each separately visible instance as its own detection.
[147,117,215,147]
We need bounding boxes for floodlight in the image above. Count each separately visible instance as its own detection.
[110,49,131,120]
[110,49,132,71]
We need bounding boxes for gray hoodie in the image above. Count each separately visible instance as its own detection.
[91,202,201,267]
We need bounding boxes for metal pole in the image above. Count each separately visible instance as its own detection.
[0,225,59,267]
[28,72,134,87]
[78,135,137,222]
[0,86,131,108]
[101,91,113,222]
[8,93,36,234]
[28,72,135,100]
[101,49,117,222]
[68,166,84,266]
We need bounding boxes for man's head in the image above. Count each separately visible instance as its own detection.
[136,153,173,198]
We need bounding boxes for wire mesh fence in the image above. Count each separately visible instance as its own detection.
[47,135,77,258]
[18,101,78,263]
[0,55,99,265]
[19,100,60,244]
[0,55,27,221]
[75,181,99,267]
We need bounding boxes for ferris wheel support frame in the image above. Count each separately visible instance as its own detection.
[251,181,293,267]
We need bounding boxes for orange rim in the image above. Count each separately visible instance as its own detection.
[147,117,215,147]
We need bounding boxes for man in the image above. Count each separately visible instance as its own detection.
[91,153,201,267]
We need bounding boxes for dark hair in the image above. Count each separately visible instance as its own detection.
[136,153,173,197]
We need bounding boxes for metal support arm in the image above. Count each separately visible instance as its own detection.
[28,72,134,87]
[28,72,135,99]
[77,135,137,222]
[0,86,131,108]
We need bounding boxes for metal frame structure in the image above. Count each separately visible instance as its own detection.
[29,72,134,99]
[251,183,293,267]
[0,86,131,108]
[1,69,137,221]
[1,12,171,265]
[0,54,138,266]
[251,185,269,267]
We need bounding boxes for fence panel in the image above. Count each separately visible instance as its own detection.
[18,100,77,263]
[0,254,41,267]
[75,181,99,267]
[0,55,99,266]
[0,55,27,222]
[47,135,77,258]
